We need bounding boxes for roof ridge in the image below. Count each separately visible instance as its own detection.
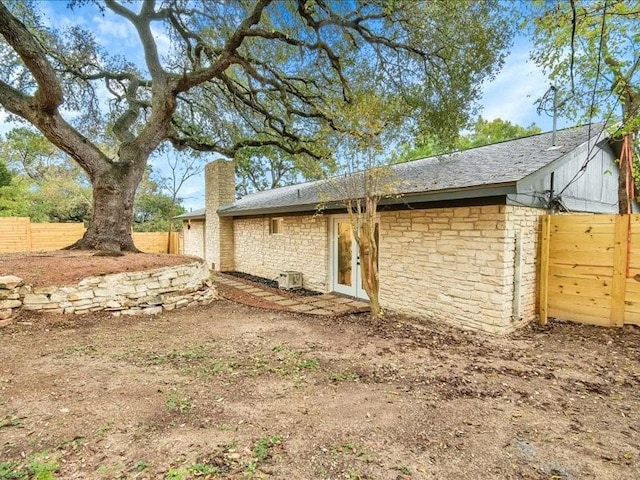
[407,121,607,163]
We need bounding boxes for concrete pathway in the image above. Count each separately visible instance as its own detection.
[214,274,370,316]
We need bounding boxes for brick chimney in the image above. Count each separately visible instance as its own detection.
[204,160,235,271]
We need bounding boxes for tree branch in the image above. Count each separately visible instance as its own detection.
[0,1,63,111]
[175,0,272,92]
[105,0,165,79]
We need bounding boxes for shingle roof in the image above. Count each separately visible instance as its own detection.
[219,123,607,216]
[174,208,206,220]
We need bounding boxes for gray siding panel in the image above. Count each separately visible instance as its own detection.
[516,140,619,213]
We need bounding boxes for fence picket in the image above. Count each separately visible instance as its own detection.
[0,217,182,254]
[538,215,551,326]
[540,213,640,328]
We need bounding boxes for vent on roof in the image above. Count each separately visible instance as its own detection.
[278,271,302,290]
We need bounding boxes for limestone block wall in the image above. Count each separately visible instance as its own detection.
[233,215,329,291]
[183,220,205,258]
[504,205,545,328]
[378,205,519,334]
[0,262,215,325]
[205,160,236,271]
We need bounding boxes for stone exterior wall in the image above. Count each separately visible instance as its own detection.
[504,205,545,328]
[183,220,205,258]
[378,205,541,335]
[0,262,215,326]
[205,160,236,270]
[202,201,544,334]
[233,215,329,291]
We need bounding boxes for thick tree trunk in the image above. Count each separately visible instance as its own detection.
[66,162,145,252]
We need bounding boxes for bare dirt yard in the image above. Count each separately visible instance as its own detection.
[1,253,639,479]
[0,251,195,287]
[1,302,639,479]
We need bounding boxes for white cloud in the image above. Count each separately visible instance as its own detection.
[479,36,570,132]
[92,15,139,50]
[151,25,172,60]
[180,181,206,211]
[0,111,11,136]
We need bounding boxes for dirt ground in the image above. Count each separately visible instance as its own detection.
[0,251,196,287]
[1,297,640,479]
[1,252,640,479]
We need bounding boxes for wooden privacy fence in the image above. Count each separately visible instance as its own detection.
[539,214,640,328]
[0,217,182,254]
[133,231,183,254]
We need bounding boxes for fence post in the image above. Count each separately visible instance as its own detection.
[25,217,33,252]
[610,214,630,327]
[538,215,551,326]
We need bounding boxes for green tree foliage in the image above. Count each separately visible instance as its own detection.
[0,127,188,227]
[0,0,513,251]
[526,0,639,211]
[2,127,58,180]
[235,146,332,196]
[0,171,31,217]
[527,0,639,129]
[28,168,92,222]
[395,117,542,162]
[458,117,542,149]
[0,157,30,217]
[0,128,92,222]
[0,159,11,187]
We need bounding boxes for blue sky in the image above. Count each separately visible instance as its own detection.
[0,3,568,211]
[481,36,570,132]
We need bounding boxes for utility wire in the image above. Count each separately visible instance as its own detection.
[586,0,608,129]
[556,100,620,197]
[569,0,577,93]
[556,0,612,198]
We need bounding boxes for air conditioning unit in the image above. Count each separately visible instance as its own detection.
[278,271,303,290]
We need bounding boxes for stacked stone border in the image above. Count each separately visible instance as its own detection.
[0,261,215,326]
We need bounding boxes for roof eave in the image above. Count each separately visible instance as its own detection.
[174,211,206,220]
[217,183,517,217]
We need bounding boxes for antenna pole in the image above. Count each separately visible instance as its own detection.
[552,85,557,146]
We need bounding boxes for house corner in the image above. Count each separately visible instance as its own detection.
[204,159,236,271]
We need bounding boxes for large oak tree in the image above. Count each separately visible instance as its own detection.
[0,0,512,251]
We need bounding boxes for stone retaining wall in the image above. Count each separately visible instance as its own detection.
[0,261,215,326]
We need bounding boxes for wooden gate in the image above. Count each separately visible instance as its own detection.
[539,214,640,327]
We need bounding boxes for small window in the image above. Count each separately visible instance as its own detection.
[270,217,284,235]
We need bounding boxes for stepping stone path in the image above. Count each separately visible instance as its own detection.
[214,274,370,316]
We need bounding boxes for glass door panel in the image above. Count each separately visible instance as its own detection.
[332,217,377,300]
[337,221,353,287]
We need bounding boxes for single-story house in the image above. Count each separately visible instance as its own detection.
[176,208,205,258]
[179,123,624,334]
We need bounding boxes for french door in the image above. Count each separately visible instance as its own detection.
[331,217,369,299]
